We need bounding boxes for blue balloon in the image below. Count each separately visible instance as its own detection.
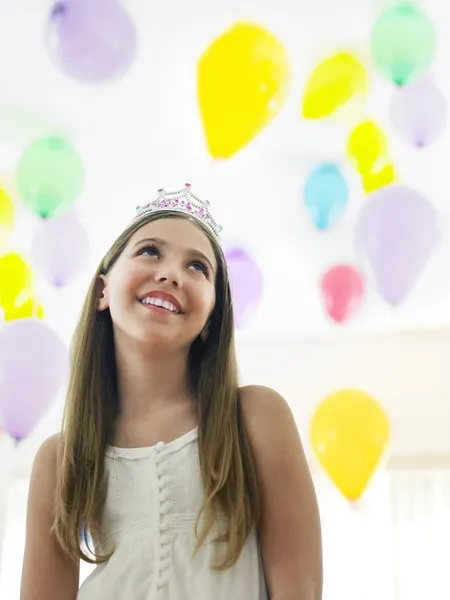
[304,163,349,230]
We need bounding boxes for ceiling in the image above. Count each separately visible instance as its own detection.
[1,0,450,337]
[0,0,449,476]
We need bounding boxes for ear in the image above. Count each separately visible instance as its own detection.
[96,275,110,311]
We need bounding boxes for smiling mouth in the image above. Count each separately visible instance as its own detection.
[139,297,181,314]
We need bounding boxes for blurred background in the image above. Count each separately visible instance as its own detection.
[0,0,449,597]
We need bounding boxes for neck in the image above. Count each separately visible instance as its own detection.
[114,336,193,420]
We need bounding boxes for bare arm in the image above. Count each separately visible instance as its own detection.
[241,385,323,600]
[20,434,80,600]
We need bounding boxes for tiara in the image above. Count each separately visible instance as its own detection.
[133,184,222,240]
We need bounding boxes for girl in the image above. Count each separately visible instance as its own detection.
[20,185,322,600]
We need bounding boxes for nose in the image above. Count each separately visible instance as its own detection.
[154,262,181,287]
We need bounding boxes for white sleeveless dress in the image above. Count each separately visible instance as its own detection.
[77,427,268,599]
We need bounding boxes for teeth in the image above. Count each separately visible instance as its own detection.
[140,297,179,313]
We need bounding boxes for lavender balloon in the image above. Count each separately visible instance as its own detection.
[390,76,447,147]
[46,0,137,83]
[225,248,263,327]
[31,212,90,287]
[0,320,68,440]
[355,185,439,305]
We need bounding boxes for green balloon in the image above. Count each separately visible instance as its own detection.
[370,3,437,86]
[16,137,84,218]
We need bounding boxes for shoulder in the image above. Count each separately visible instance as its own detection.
[33,433,60,468]
[239,384,296,442]
[21,433,80,598]
[31,433,61,487]
[238,386,323,599]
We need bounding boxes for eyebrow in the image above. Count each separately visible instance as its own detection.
[132,237,216,273]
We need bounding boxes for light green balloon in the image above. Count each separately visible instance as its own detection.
[16,137,85,218]
[371,3,437,86]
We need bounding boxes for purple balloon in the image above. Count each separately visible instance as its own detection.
[390,76,447,147]
[31,212,90,287]
[0,320,68,440]
[46,0,137,83]
[355,185,439,306]
[225,248,263,327]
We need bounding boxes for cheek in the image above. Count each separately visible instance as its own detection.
[107,270,140,311]
[201,286,216,316]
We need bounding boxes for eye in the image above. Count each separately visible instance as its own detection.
[138,244,159,257]
[188,261,209,276]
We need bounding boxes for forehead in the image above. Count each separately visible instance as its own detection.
[127,217,217,262]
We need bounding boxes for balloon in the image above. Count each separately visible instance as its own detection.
[361,162,396,194]
[371,3,437,86]
[31,212,90,287]
[225,248,263,327]
[0,253,33,311]
[0,189,14,249]
[302,52,368,119]
[0,320,68,439]
[355,184,439,305]
[347,121,389,175]
[16,136,84,218]
[321,265,364,323]
[304,163,349,230]
[2,297,44,323]
[198,22,290,159]
[390,76,447,147]
[46,0,137,83]
[310,389,390,501]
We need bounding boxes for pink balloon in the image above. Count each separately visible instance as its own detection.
[225,248,263,328]
[390,76,447,147]
[321,265,365,323]
[31,212,90,287]
[0,320,68,440]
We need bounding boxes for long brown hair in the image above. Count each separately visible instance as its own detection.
[53,211,261,569]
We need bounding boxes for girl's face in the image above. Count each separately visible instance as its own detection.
[98,217,218,352]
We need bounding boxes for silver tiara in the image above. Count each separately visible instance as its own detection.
[133,184,222,241]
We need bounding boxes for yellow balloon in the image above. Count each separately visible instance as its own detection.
[3,296,44,322]
[362,161,396,193]
[347,120,389,174]
[310,389,390,501]
[198,22,290,159]
[0,189,14,249]
[302,52,369,119]
[0,253,33,310]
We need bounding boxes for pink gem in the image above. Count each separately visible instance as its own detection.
[185,183,191,187]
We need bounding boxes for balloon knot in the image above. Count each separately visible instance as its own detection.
[51,2,66,19]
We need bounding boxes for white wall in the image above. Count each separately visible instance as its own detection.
[6,326,450,486]
[1,328,450,598]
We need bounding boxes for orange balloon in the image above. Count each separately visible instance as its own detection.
[310,389,390,500]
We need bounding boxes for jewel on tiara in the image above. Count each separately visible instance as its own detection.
[133,183,222,240]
